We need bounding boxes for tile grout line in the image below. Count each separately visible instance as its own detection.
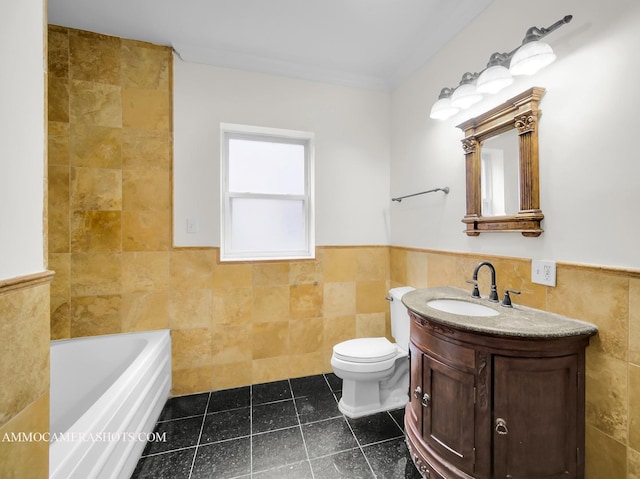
[310,434,402,460]
[251,413,341,436]
[187,391,213,479]
[322,373,336,400]
[323,373,377,479]
[340,414,378,478]
[140,444,197,459]
[388,409,404,432]
[325,372,408,478]
[253,396,294,407]
[289,377,316,479]
[249,384,253,478]
[198,433,252,448]
[155,412,204,424]
[135,376,414,478]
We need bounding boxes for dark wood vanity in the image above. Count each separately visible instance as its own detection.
[402,287,597,479]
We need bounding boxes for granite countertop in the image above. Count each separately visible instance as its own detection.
[402,286,598,339]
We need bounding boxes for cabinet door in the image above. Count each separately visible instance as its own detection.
[422,354,476,475]
[493,355,578,479]
[408,342,423,434]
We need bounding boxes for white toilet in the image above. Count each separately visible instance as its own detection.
[331,286,415,418]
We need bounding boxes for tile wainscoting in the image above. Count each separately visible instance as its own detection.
[0,271,54,478]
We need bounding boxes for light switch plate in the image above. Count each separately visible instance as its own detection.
[186,218,199,234]
[532,259,556,287]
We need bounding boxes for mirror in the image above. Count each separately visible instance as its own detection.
[457,87,545,236]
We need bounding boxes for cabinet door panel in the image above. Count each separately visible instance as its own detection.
[408,343,423,433]
[423,355,475,474]
[493,355,578,479]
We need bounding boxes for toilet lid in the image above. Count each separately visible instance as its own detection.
[333,338,398,363]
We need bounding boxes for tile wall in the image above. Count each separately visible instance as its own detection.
[49,26,389,394]
[47,25,173,345]
[390,246,640,478]
[46,26,391,397]
[0,274,53,477]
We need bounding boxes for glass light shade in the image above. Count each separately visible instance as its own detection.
[429,97,460,120]
[509,40,556,76]
[476,65,514,94]
[450,83,483,110]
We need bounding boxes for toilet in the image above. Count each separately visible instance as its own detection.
[331,286,415,418]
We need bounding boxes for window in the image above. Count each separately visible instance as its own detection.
[220,124,314,261]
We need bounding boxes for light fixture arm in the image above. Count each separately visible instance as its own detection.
[486,52,511,67]
[522,15,573,43]
[437,87,455,99]
[493,15,573,69]
[433,14,573,109]
[458,71,480,86]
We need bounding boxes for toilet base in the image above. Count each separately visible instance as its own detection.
[335,358,409,419]
[337,391,408,419]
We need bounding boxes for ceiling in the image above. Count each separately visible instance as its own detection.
[48,0,494,91]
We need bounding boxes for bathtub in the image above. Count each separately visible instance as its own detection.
[50,330,171,479]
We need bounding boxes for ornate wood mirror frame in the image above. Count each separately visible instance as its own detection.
[457,87,545,236]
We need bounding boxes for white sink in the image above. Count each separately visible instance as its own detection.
[427,299,499,317]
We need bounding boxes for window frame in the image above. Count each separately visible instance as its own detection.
[220,123,315,262]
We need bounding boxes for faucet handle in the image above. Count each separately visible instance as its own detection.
[466,279,481,298]
[501,289,521,307]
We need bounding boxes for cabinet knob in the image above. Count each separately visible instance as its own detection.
[495,417,509,435]
[422,393,431,408]
[413,386,421,399]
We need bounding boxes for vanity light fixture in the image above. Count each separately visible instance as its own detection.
[509,34,556,76]
[450,72,483,109]
[429,87,460,120]
[430,15,572,120]
[476,53,514,94]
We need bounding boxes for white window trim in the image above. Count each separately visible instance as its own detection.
[220,123,315,262]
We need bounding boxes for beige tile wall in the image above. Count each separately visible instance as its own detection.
[48,27,167,333]
[0,275,53,478]
[390,246,640,478]
[47,26,392,397]
[48,25,173,340]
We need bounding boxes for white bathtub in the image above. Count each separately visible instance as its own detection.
[50,330,171,479]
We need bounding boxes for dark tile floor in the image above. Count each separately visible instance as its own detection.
[132,373,422,479]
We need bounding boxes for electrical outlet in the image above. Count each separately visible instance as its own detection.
[531,260,556,287]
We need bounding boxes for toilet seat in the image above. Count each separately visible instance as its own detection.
[333,338,398,363]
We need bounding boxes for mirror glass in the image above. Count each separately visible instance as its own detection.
[480,129,519,216]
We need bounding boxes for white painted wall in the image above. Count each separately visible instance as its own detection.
[173,57,391,247]
[391,0,640,269]
[0,0,46,280]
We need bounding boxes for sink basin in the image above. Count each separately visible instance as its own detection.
[427,299,500,317]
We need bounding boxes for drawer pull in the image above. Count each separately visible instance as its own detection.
[495,417,509,435]
[422,393,431,408]
[413,386,422,399]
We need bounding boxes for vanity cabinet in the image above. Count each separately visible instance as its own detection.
[405,308,594,479]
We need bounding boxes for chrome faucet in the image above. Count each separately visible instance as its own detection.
[467,261,499,302]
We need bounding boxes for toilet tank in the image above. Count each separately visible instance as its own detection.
[389,286,415,351]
